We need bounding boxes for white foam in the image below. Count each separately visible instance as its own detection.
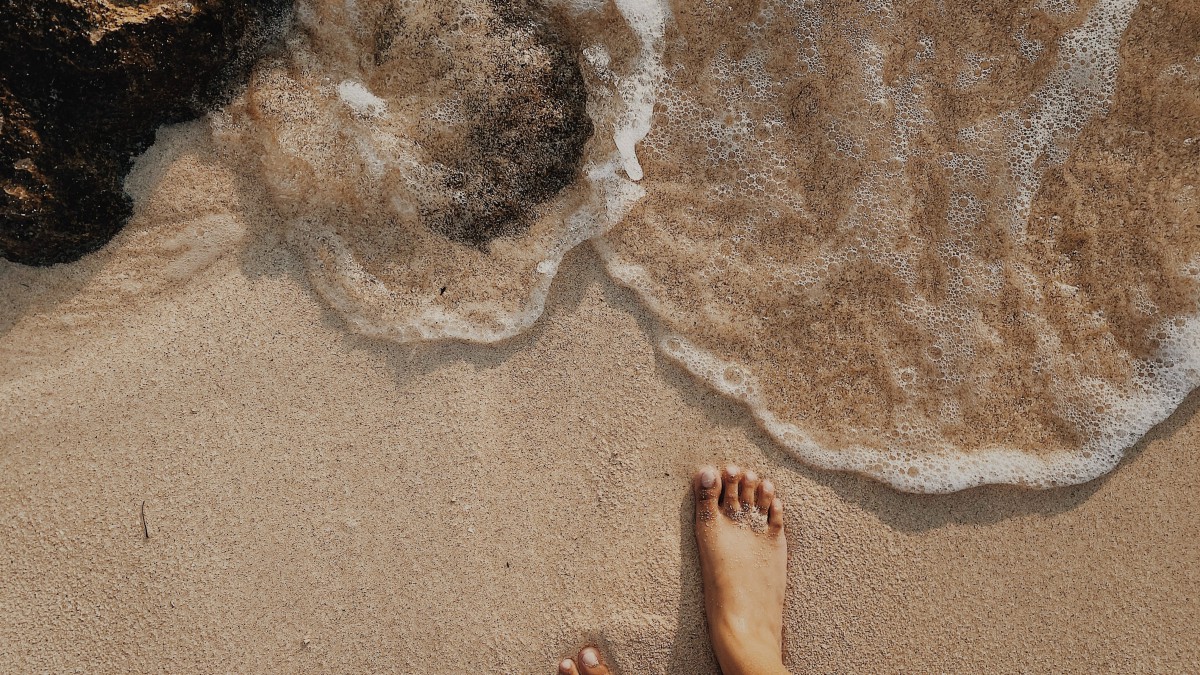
[998,0,1136,242]
[336,79,387,118]
[299,168,643,343]
[1014,27,1044,63]
[609,0,670,181]
[657,324,1200,493]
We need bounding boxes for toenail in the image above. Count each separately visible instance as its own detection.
[726,464,741,475]
[763,480,774,493]
[581,648,600,667]
[700,468,717,488]
[560,658,574,671]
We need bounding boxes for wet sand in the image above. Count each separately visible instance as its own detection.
[1,231,1197,672]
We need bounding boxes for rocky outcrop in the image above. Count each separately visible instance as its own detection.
[0,0,290,266]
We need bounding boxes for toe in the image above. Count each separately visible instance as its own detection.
[739,470,760,510]
[768,497,785,532]
[559,657,580,675]
[757,479,775,513]
[577,647,610,675]
[721,464,743,513]
[694,466,722,521]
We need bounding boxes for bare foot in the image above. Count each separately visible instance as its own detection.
[694,464,789,675]
[558,646,609,675]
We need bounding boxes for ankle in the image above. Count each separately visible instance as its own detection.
[711,622,787,675]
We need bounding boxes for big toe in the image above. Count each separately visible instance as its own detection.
[694,465,722,520]
[577,647,610,675]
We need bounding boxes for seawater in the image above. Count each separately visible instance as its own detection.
[199,0,1198,491]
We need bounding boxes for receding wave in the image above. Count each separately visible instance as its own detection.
[197,0,1200,491]
[596,0,1200,491]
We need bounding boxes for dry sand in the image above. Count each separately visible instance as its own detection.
[1,125,1199,672]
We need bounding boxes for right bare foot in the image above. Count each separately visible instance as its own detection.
[693,464,789,675]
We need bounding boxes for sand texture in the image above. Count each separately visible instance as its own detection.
[1,191,1197,671]
[3,0,1200,670]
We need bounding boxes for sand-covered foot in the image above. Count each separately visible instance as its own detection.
[558,646,609,675]
[694,465,789,675]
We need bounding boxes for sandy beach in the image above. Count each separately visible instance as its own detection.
[3,0,1200,667]
[2,206,1197,671]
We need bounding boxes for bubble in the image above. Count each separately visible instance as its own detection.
[723,367,745,385]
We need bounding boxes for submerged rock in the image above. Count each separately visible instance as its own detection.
[0,0,289,266]
[418,0,594,248]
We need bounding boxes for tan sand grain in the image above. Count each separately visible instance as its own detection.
[1,223,1197,672]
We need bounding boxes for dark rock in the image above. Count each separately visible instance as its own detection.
[419,0,593,249]
[0,0,290,266]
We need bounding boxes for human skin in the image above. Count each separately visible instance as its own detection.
[558,464,790,675]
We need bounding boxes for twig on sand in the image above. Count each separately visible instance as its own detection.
[141,500,150,540]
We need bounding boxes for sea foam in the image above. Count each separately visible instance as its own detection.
[206,0,1200,492]
[596,0,1200,491]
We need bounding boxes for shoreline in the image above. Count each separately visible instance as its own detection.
[2,241,1197,672]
